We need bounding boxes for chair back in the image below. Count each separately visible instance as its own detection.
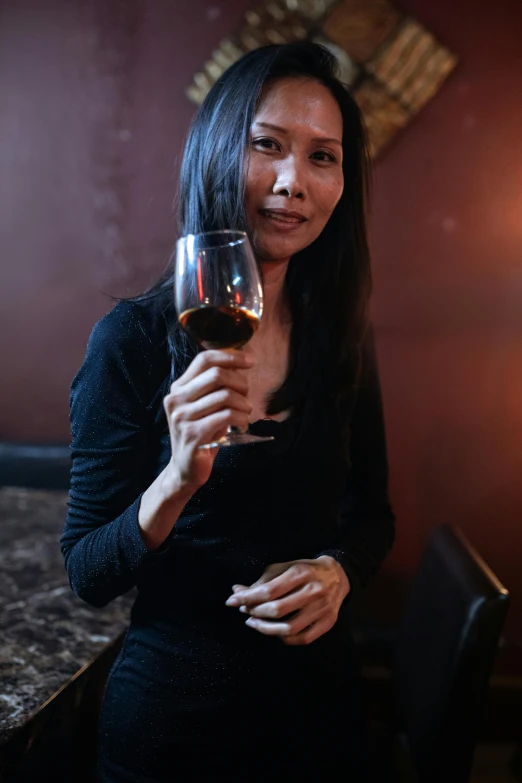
[394,525,509,783]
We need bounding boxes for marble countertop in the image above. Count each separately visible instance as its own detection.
[0,487,133,745]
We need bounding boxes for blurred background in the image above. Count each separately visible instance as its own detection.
[2,0,522,779]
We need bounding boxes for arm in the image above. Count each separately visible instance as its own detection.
[60,303,176,607]
[319,325,395,595]
[61,302,254,608]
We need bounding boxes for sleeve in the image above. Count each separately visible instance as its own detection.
[318,326,395,596]
[60,303,172,608]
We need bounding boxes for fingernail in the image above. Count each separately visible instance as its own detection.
[225,597,238,606]
[245,618,256,627]
[239,605,247,614]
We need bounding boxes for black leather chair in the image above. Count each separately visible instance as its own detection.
[369,524,510,783]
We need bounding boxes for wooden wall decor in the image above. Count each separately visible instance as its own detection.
[186,0,458,156]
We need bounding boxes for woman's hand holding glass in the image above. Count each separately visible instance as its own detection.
[139,348,253,551]
[225,556,350,645]
[161,349,254,496]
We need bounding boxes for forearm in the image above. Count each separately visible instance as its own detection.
[138,462,195,550]
[323,325,395,593]
[62,465,195,607]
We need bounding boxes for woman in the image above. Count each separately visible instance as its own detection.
[61,42,395,781]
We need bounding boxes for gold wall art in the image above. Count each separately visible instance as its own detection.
[186,0,458,156]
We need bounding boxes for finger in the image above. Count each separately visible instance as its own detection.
[168,368,250,412]
[165,396,250,439]
[226,568,288,605]
[247,562,295,587]
[242,559,320,590]
[227,561,314,605]
[228,563,312,606]
[183,388,253,420]
[244,617,292,637]
[175,350,254,388]
[179,408,251,448]
[244,602,326,638]
[245,592,326,620]
[284,617,334,646]
[230,561,311,597]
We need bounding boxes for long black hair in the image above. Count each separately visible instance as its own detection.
[137,41,372,419]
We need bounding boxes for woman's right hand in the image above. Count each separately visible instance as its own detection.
[161,349,254,497]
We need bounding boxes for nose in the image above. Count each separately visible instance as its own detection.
[272,156,305,200]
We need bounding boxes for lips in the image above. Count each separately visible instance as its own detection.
[259,209,307,224]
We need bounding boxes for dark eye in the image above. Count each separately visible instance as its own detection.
[252,137,280,151]
[311,150,337,163]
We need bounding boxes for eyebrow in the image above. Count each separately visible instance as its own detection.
[253,121,342,146]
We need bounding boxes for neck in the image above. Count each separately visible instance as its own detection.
[258,258,290,329]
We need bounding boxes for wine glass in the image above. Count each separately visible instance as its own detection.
[175,230,274,448]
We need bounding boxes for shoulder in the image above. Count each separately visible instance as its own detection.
[89,298,168,356]
[77,298,171,404]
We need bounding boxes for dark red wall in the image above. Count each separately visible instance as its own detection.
[2,0,522,672]
[369,0,522,673]
[0,0,256,441]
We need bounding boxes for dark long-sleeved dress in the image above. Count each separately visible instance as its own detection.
[61,299,395,782]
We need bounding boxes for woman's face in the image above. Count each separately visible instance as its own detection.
[245,77,344,265]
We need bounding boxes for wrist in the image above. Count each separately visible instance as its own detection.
[158,461,195,506]
[138,465,195,551]
[316,554,351,599]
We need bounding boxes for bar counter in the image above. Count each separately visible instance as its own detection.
[0,487,133,780]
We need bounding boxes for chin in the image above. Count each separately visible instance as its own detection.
[254,236,310,264]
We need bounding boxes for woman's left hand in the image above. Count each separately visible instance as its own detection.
[225,556,350,646]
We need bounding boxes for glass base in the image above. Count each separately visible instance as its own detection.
[199,432,274,449]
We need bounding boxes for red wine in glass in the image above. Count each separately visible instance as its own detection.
[179,305,260,350]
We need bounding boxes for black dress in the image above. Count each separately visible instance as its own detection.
[60,300,395,782]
